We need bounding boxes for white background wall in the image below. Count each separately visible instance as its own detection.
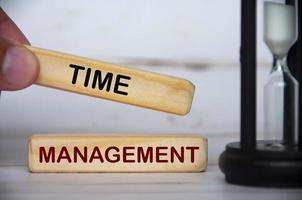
[1,0,272,62]
[0,0,275,164]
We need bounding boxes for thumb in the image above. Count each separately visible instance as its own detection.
[0,37,39,90]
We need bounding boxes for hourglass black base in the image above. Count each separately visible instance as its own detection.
[219,141,302,187]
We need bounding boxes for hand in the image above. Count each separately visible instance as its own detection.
[0,8,39,91]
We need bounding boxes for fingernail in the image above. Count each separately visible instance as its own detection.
[2,46,38,88]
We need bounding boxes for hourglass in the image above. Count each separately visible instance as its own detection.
[219,0,302,187]
[264,1,298,147]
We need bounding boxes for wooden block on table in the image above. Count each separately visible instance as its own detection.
[28,134,207,173]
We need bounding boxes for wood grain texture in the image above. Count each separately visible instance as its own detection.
[25,46,195,115]
[28,134,207,173]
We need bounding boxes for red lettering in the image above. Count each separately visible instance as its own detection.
[123,146,135,163]
[186,146,199,163]
[171,146,184,163]
[156,147,168,163]
[105,146,120,163]
[74,146,87,163]
[57,146,72,163]
[39,145,200,164]
[89,147,104,163]
[137,147,153,163]
[39,147,55,163]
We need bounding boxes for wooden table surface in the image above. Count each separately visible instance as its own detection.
[1,164,302,200]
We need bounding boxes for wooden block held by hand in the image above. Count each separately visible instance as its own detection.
[28,134,207,173]
[25,46,195,115]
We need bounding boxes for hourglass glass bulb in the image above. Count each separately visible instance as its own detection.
[263,1,298,146]
[264,2,297,58]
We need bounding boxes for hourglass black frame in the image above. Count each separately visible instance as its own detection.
[219,0,302,187]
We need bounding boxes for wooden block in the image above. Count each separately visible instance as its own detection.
[28,134,207,173]
[25,45,195,115]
